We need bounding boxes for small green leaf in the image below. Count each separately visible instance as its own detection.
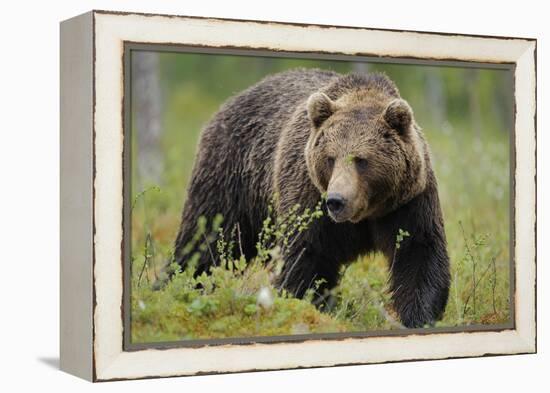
[244,304,257,315]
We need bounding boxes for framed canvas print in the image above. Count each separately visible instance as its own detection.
[60,10,537,381]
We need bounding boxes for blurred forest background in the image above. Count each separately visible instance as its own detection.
[130,50,512,343]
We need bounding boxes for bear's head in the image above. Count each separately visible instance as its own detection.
[304,76,428,223]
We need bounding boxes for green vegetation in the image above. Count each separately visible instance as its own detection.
[131,199,352,342]
[130,52,511,343]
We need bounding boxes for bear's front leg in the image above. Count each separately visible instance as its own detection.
[379,186,451,328]
[276,242,341,302]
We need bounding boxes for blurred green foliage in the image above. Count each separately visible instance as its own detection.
[130,51,512,343]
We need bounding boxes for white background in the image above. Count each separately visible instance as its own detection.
[0,0,546,391]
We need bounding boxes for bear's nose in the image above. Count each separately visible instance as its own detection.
[326,194,346,215]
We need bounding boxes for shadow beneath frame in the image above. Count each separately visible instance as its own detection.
[37,357,60,370]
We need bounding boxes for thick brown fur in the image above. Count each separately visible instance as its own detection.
[174,69,450,328]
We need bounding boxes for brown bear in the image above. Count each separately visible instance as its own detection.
[173,68,450,328]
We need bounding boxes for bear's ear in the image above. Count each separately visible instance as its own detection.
[307,92,337,128]
[383,98,413,135]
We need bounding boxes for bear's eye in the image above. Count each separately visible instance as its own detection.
[355,157,368,171]
[327,157,335,170]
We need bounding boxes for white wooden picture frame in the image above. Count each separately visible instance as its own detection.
[60,10,536,381]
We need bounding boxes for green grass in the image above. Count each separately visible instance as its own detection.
[129,55,511,343]
[131,200,352,342]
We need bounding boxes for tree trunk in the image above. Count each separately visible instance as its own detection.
[132,51,163,185]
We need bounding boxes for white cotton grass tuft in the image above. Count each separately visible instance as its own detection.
[138,300,146,310]
[257,286,274,309]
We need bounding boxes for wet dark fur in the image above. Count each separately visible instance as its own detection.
[174,69,450,328]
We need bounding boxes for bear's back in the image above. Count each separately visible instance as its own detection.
[213,68,339,140]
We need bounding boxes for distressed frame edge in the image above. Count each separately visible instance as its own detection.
[512,40,537,354]
[89,11,537,381]
[92,8,538,42]
[59,11,95,381]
